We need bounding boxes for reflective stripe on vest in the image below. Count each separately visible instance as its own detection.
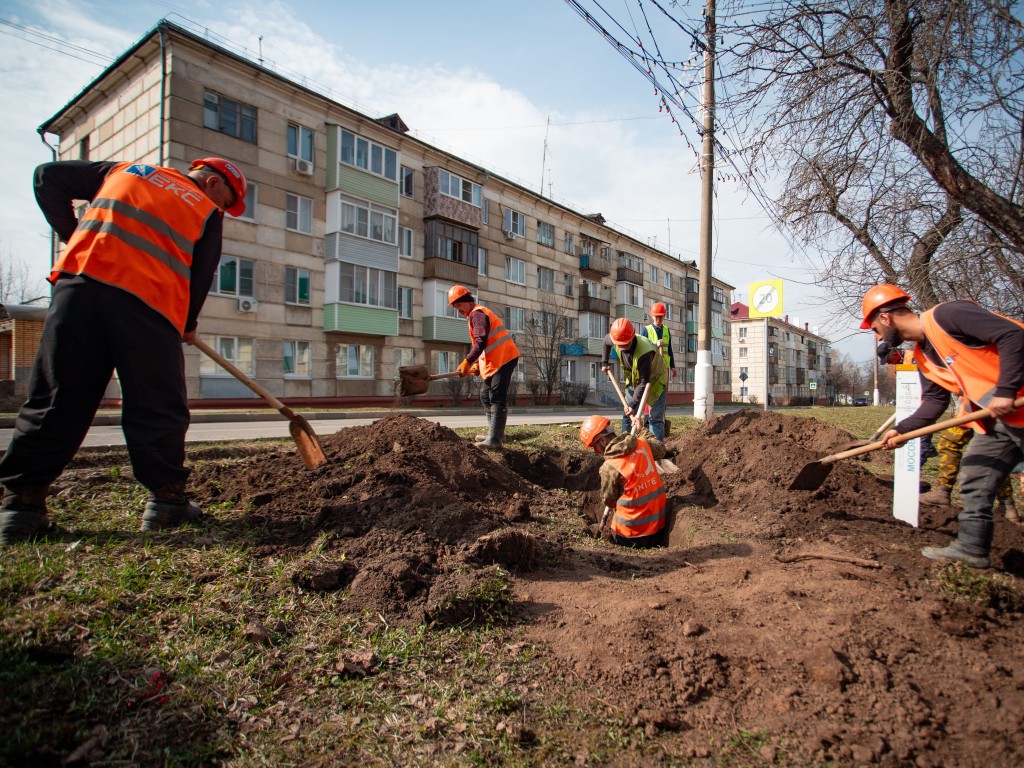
[52,162,217,334]
[605,438,667,538]
[644,324,672,370]
[624,335,667,403]
[469,304,520,378]
[917,306,1024,429]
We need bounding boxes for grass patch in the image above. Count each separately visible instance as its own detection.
[929,562,1024,613]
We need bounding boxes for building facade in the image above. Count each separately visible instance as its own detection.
[729,303,833,405]
[36,21,734,406]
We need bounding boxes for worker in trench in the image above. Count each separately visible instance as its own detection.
[578,414,669,548]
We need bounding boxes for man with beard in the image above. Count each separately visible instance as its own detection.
[860,284,1024,568]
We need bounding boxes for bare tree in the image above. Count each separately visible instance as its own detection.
[711,0,1024,310]
[827,351,868,402]
[0,242,48,305]
[515,295,575,405]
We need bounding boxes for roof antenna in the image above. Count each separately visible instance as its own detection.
[258,35,264,66]
[540,115,550,195]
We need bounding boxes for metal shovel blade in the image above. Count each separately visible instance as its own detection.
[289,416,328,470]
[788,461,834,491]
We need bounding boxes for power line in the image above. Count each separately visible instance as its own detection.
[0,19,114,67]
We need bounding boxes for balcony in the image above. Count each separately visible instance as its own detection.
[579,293,611,315]
[616,266,643,285]
[579,252,611,278]
[423,257,478,286]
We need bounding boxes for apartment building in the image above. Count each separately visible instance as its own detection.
[729,303,834,405]
[37,20,734,406]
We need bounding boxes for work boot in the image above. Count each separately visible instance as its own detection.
[0,485,51,545]
[997,496,1021,524]
[474,411,493,443]
[479,406,508,449]
[921,540,990,569]
[140,480,203,532]
[919,485,952,506]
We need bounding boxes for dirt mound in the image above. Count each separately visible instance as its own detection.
[191,414,560,622]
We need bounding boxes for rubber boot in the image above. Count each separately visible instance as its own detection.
[922,520,993,568]
[919,485,952,507]
[141,480,203,532]
[479,406,507,449]
[0,485,51,545]
[474,411,493,443]
[997,496,1021,524]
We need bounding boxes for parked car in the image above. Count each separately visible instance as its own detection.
[853,397,869,406]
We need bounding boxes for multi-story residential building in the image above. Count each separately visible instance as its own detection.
[729,303,833,405]
[35,20,734,407]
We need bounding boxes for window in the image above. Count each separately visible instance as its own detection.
[285,267,311,305]
[618,251,643,272]
[399,287,414,319]
[564,273,575,297]
[283,341,311,377]
[713,285,726,303]
[535,311,557,337]
[287,123,314,162]
[401,166,414,197]
[438,170,482,206]
[564,232,575,254]
[339,129,398,181]
[663,272,672,289]
[399,227,414,258]
[339,262,397,308]
[504,208,526,237]
[200,337,254,376]
[340,194,397,245]
[286,194,312,234]
[687,336,698,352]
[649,265,659,283]
[505,256,525,285]
[538,267,554,293]
[564,317,576,338]
[435,285,461,319]
[617,281,643,307]
[739,347,747,357]
[431,350,460,375]
[395,347,415,370]
[738,327,747,339]
[505,306,525,332]
[79,135,90,160]
[479,247,487,277]
[336,344,374,378]
[686,277,699,294]
[537,221,555,247]
[426,220,478,265]
[233,183,258,222]
[204,91,257,143]
[216,257,255,296]
[481,199,488,225]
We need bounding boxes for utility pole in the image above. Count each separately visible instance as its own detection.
[693,0,716,421]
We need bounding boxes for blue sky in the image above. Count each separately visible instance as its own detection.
[0,0,872,359]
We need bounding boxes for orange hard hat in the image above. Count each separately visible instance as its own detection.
[448,285,473,305]
[609,318,636,345]
[579,415,611,449]
[190,157,247,217]
[650,302,667,317]
[860,284,911,329]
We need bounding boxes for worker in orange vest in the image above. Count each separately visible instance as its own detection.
[579,414,668,548]
[448,286,520,449]
[861,284,1024,568]
[0,157,246,544]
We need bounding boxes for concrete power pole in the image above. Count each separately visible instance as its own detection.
[693,0,716,421]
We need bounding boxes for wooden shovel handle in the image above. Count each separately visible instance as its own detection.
[822,395,1024,465]
[192,337,290,414]
[607,370,630,411]
[631,383,652,436]
[429,372,464,382]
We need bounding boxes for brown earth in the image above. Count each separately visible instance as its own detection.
[88,410,1024,765]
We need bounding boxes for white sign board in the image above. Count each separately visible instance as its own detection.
[893,369,922,527]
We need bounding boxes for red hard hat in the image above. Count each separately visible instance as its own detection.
[190,157,247,217]
[448,285,473,305]
[650,302,667,317]
[580,415,611,449]
[860,284,911,329]
[609,317,636,345]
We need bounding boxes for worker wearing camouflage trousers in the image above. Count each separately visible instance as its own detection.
[922,425,1019,522]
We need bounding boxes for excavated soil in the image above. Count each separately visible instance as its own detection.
[79,411,1024,764]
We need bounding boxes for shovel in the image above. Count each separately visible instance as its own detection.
[607,374,679,474]
[192,338,327,470]
[395,365,462,396]
[789,396,1024,491]
[840,412,897,450]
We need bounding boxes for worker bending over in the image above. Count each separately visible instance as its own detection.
[579,415,668,548]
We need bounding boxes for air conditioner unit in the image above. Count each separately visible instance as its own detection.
[293,157,313,176]
[237,297,259,313]
[504,229,517,241]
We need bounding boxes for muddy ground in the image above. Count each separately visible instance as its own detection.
[78,410,1024,765]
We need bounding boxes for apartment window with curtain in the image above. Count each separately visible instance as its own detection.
[282,341,311,377]
[200,337,254,376]
[285,267,310,305]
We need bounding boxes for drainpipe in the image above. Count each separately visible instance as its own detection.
[159,26,167,165]
[36,129,58,275]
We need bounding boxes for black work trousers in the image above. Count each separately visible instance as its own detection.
[0,276,190,492]
[479,357,518,413]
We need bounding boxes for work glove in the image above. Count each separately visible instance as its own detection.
[469,363,480,377]
[457,359,472,378]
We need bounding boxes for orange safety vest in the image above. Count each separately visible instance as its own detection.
[915,306,1024,430]
[51,162,219,334]
[605,438,667,538]
[468,304,520,378]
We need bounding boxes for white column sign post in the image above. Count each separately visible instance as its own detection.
[893,367,922,527]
